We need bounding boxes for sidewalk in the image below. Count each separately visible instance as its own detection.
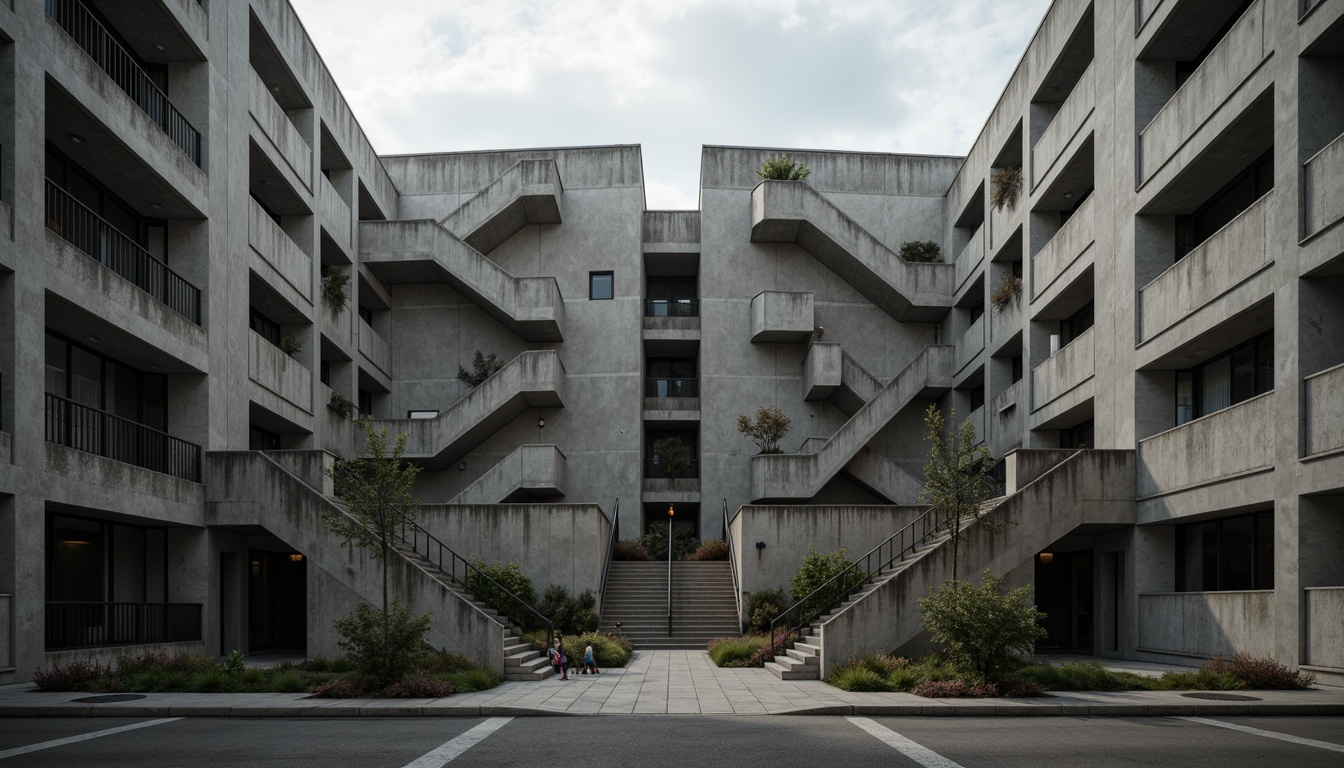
[1,650,1341,718]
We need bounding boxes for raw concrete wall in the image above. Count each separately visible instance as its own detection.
[440,158,563,254]
[1304,363,1344,456]
[1305,587,1344,669]
[1136,392,1275,498]
[1136,591,1275,659]
[450,444,566,504]
[1304,131,1344,237]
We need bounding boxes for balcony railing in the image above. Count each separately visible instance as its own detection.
[45,601,203,651]
[645,378,699,398]
[645,299,699,317]
[46,181,201,325]
[46,0,202,167]
[644,458,700,479]
[45,393,202,482]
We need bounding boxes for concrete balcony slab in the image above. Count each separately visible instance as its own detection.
[249,68,312,192]
[1304,129,1344,239]
[357,320,391,380]
[750,291,813,343]
[1304,363,1344,457]
[1032,63,1096,193]
[249,197,313,305]
[1032,326,1094,412]
[1031,194,1094,305]
[1137,391,1275,508]
[319,173,353,258]
[248,330,313,421]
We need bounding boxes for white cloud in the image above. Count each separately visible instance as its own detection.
[289,0,1052,208]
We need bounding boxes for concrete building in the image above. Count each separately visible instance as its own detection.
[0,0,1341,685]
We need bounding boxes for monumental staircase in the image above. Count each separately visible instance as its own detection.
[599,562,740,650]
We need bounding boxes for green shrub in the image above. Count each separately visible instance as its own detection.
[745,587,789,634]
[827,666,895,692]
[1153,670,1245,691]
[789,547,864,621]
[639,521,699,561]
[707,635,771,667]
[466,559,537,628]
[688,539,729,561]
[189,668,231,693]
[757,154,812,181]
[898,241,942,263]
[612,539,651,561]
[457,351,504,388]
[241,668,266,686]
[32,658,110,691]
[537,585,598,635]
[1014,662,1149,692]
[420,650,476,675]
[918,569,1046,682]
[333,600,433,686]
[443,668,501,692]
[1204,653,1315,689]
[558,631,633,668]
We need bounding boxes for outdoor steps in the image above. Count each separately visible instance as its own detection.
[600,561,740,648]
[438,158,563,255]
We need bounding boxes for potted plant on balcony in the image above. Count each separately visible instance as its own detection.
[991,166,1022,211]
[280,335,303,357]
[899,240,943,263]
[990,274,1022,312]
[757,155,812,181]
[736,405,791,454]
[322,269,350,311]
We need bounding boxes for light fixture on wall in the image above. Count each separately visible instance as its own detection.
[537,418,545,429]
[459,462,466,472]
[1039,552,1054,564]
[289,553,304,562]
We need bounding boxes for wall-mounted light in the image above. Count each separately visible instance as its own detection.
[289,553,304,562]
[1038,552,1054,564]
[459,462,467,471]
[537,418,545,429]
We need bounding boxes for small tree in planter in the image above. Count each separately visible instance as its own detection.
[899,240,943,263]
[990,166,1022,211]
[279,335,303,357]
[757,154,812,181]
[457,350,504,388]
[736,405,791,454]
[919,405,1006,581]
[990,274,1022,312]
[652,435,691,481]
[322,269,351,311]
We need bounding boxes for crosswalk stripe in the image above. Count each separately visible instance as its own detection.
[400,717,513,768]
[0,717,182,760]
[1180,716,1344,754]
[847,716,966,768]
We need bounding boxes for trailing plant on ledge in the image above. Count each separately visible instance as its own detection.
[736,405,791,454]
[899,241,942,263]
[328,392,357,420]
[279,335,303,357]
[457,351,504,388]
[990,166,1022,211]
[322,269,351,311]
[757,154,812,181]
[990,274,1022,312]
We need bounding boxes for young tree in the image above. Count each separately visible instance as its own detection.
[919,569,1046,682]
[736,405,791,454]
[323,418,422,619]
[457,350,504,388]
[652,435,691,480]
[918,404,1002,581]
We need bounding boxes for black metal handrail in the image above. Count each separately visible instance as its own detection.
[645,299,699,318]
[597,499,619,624]
[45,601,202,650]
[644,378,699,398]
[723,499,743,633]
[45,393,202,482]
[667,514,673,637]
[644,458,699,479]
[393,512,553,650]
[768,507,946,657]
[46,181,202,324]
[46,0,203,167]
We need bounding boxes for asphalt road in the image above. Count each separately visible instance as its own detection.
[0,715,1341,767]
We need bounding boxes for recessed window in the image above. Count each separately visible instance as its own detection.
[408,410,438,420]
[589,271,614,301]
[1175,331,1272,425]
[1175,510,1273,591]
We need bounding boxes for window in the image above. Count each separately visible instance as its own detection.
[358,305,374,326]
[1175,510,1273,591]
[1174,149,1273,261]
[645,429,698,478]
[1175,332,1272,425]
[1060,420,1093,449]
[1011,355,1024,383]
[968,387,985,412]
[408,410,438,419]
[249,425,280,451]
[646,358,698,397]
[646,277,697,316]
[249,307,281,346]
[358,390,373,416]
[47,513,168,604]
[589,271,614,300]
[319,360,331,386]
[47,145,169,260]
[44,332,167,430]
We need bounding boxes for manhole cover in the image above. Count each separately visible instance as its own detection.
[70,694,147,704]
[1179,692,1261,702]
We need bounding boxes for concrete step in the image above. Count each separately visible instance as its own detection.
[776,654,816,671]
[765,661,818,680]
[785,648,818,664]
[504,657,555,681]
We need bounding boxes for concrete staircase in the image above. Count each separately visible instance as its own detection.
[750,180,952,321]
[439,158,563,254]
[600,562,741,650]
[449,444,566,503]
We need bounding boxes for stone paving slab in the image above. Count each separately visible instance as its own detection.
[2,650,1341,718]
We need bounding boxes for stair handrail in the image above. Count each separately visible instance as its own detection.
[597,499,619,624]
[723,499,743,634]
[394,512,554,651]
[767,506,945,659]
[667,515,674,637]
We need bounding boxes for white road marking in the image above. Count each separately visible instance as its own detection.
[400,717,513,768]
[847,716,966,768]
[0,717,183,760]
[1180,716,1344,754]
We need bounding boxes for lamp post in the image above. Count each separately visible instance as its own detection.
[667,503,675,637]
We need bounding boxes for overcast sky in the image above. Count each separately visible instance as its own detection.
[288,0,1053,210]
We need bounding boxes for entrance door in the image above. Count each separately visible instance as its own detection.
[247,551,307,651]
[1035,549,1094,653]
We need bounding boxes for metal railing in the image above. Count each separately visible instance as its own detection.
[644,378,699,398]
[667,515,673,637]
[723,499,743,633]
[645,299,699,317]
[393,512,553,649]
[45,601,202,650]
[768,507,946,658]
[643,458,700,479]
[45,393,202,482]
[46,181,202,325]
[45,0,203,167]
[597,499,619,624]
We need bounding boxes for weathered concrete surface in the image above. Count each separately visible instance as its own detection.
[642,210,701,250]
[415,503,609,600]
[357,320,391,379]
[1032,62,1096,190]
[318,173,353,257]
[955,314,985,376]
[953,224,985,296]
[248,329,314,418]
[816,450,1135,677]
[750,291,814,342]
[1030,194,1094,304]
[0,593,11,670]
[1137,591,1274,660]
[360,219,566,341]
[249,197,313,304]
[1032,326,1094,410]
[372,350,565,469]
[752,345,953,501]
[248,67,312,189]
[205,452,507,674]
[750,180,953,321]
[450,444,566,503]
[1304,363,1344,456]
[440,159,563,255]
[1138,0,1268,182]
[1136,392,1274,500]
[1139,193,1272,343]
[802,343,884,416]
[842,447,925,505]
[1304,130,1344,238]
[1306,587,1344,670]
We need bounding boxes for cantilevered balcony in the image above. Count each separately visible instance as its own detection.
[1137,392,1275,504]
[1305,363,1344,457]
[46,0,202,167]
[1304,130,1344,238]
[45,180,201,325]
[44,393,201,482]
[1032,326,1094,412]
[1032,62,1096,191]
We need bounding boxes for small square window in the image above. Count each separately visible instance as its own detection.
[589,271,613,300]
[408,410,439,420]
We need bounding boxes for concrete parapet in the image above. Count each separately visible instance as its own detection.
[752,345,952,501]
[643,210,701,251]
[749,180,952,321]
[1031,194,1094,304]
[248,330,313,417]
[1137,391,1274,499]
[953,224,985,295]
[357,321,391,379]
[1139,192,1272,343]
[1031,61,1095,191]
[249,197,313,304]
[1137,591,1274,659]
[377,350,565,470]
[802,343,884,416]
[1032,326,1094,410]
[955,314,985,376]
[1304,130,1344,238]
[450,444,567,504]
[440,158,563,254]
[318,174,353,256]
[248,67,313,189]
[1305,587,1344,670]
[360,219,565,341]
[750,291,814,343]
[843,447,925,505]
[0,593,11,671]
[1304,363,1344,456]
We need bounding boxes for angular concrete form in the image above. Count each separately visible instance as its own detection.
[749,290,814,343]
[440,158,563,254]
[750,180,953,321]
[802,342,885,416]
[450,444,566,504]
[360,219,565,341]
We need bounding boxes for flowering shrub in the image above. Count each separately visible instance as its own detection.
[32,659,109,691]
[380,676,457,699]
[612,539,651,561]
[310,678,370,698]
[688,539,729,561]
[1204,653,1315,690]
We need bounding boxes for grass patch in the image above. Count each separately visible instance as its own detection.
[707,636,772,667]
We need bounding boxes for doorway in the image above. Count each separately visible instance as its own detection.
[1034,549,1094,653]
[247,550,307,651]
